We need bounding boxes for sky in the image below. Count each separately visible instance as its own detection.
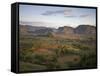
[19,4,96,28]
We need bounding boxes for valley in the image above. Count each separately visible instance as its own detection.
[19,24,96,71]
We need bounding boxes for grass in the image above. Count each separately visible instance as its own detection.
[19,35,96,71]
[19,61,47,71]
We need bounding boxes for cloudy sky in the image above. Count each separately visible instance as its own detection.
[19,4,96,28]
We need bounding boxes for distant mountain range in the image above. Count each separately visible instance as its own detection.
[20,23,96,39]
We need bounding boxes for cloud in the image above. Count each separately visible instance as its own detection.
[41,9,91,18]
[79,14,90,18]
[41,9,73,16]
[64,15,76,17]
[41,10,64,16]
[63,9,76,17]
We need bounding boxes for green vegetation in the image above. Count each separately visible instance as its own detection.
[19,35,96,71]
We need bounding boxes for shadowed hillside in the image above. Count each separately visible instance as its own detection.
[20,24,96,39]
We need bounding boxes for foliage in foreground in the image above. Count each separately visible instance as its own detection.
[19,36,97,71]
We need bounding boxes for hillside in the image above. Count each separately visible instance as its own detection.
[19,24,96,71]
[20,24,96,39]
